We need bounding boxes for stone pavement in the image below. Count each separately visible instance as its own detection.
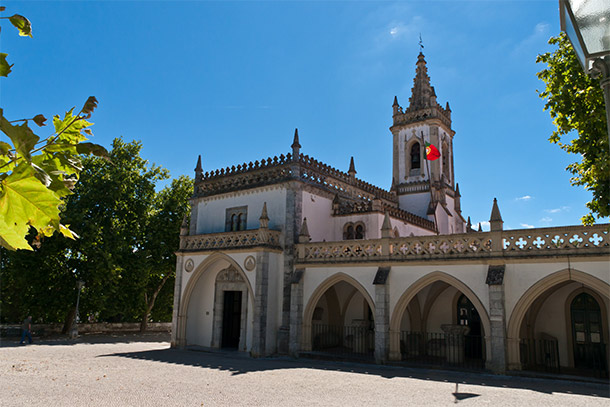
[0,333,608,406]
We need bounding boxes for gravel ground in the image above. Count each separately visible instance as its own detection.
[0,333,608,407]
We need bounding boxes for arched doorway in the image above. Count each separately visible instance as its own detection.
[389,272,490,369]
[304,277,375,359]
[571,293,607,373]
[457,294,483,360]
[507,269,609,377]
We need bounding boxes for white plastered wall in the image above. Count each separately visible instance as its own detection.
[181,252,259,350]
[195,188,287,234]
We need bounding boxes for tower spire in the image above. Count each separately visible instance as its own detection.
[348,156,356,178]
[291,128,301,159]
[194,155,203,180]
[489,198,504,231]
[407,53,434,111]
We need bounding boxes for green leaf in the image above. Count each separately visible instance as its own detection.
[53,109,92,144]
[33,114,47,127]
[0,53,13,77]
[0,141,11,155]
[8,14,32,37]
[0,164,61,243]
[76,142,108,157]
[0,217,32,250]
[0,112,40,160]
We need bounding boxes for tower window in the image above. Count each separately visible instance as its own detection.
[410,142,421,175]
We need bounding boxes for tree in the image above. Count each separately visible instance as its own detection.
[536,34,609,224]
[139,175,192,331]
[0,139,192,328]
[0,7,107,250]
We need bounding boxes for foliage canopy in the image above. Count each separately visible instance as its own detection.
[536,34,609,224]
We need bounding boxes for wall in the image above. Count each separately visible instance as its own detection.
[194,187,287,234]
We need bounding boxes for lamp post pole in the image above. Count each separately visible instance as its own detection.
[69,280,85,339]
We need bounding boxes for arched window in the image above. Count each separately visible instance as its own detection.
[355,224,364,239]
[410,143,421,171]
[225,206,248,232]
[344,222,365,240]
[230,214,237,231]
[344,225,355,240]
[442,142,450,181]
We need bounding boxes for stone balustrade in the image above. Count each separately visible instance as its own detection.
[298,224,609,263]
[180,229,282,251]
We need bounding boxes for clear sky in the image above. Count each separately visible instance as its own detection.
[2,0,605,230]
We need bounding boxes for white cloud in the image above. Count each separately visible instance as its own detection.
[540,217,553,223]
[520,223,535,229]
[472,221,490,231]
[545,206,570,214]
[516,195,532,201]
[511,21,550,56]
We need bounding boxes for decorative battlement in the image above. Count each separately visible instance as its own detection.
[194,152,397,204]
[296,224,610,263]
[392,104,452,128]
[332,197,435,231]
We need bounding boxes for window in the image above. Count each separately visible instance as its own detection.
[225,206,248,232]
[409,143,421,175]
[442,142,450,181]
[343,222,365,240]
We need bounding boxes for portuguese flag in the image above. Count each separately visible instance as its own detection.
[425,142,440,161]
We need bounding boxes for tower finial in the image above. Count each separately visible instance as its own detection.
[299,217,311,243]
[381,211,392,238]
[194,155,203,180]
[419,33,424,53]
[348,156,356,178]
[291,128,301,159]
[489,198,504,231]
[259,202,269,229]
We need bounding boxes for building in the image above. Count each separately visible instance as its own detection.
[171,53,609,377]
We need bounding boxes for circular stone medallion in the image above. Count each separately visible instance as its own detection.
[184,258,194,272]
[244,256,256,271]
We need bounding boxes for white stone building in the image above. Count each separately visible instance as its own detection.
[171,53,610,377]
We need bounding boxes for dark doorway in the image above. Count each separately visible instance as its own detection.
[571,293,607,372]
[457,294,483,359]
[222,290,242,349]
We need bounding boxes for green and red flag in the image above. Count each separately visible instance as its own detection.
[425,142,440,161]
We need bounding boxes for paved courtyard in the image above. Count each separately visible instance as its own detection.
[1,333,608,406]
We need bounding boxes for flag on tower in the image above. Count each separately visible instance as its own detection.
[425,142,440,161]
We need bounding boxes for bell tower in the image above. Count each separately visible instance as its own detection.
[390,53,465,234]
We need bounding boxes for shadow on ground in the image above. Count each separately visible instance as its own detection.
[98,346,609,399]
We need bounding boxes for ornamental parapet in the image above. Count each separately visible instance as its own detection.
[194,152,397,205]
[332,199,435,232]
[180,229,282,251]
[392,103,451,128]
[297,224,609,263]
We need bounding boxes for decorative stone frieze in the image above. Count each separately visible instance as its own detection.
[180,229,282,251]
[297,224,609,263]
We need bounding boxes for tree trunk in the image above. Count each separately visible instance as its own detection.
[139,273,171,332]
[62,307,76,334]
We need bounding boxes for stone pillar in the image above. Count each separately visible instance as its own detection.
[251,251,270,356]
[441,324,470,364]
[289,268,305,356]
[486,264,507,373]
[171,253,184,348]
[373,267,390,364]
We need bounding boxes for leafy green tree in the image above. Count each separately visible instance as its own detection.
[139,175,192,330]
[537,34,609,224]
[0,7,107,250]
[0,139,192,328]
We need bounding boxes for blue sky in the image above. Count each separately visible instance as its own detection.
[1,0,605,230]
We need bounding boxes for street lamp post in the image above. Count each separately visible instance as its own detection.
[69,280,85,339]
[559,0,610,147]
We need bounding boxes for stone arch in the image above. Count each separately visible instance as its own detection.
[302,272,375,351]
[406,139,422,176]
[176,252,254,348]
[388,271,491,361]
[506,268,610,370]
